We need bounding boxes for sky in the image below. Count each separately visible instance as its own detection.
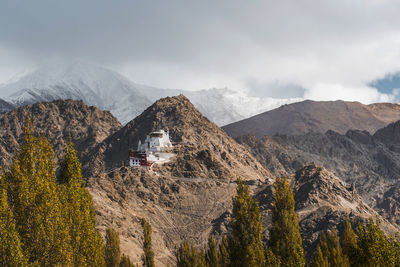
[2,0,400,103]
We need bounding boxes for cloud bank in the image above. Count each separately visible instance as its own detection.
[1,0,400,102]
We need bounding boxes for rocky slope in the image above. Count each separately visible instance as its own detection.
[83,95,400,265]
[84,95,274,265]
[88,167,237,266]
[83,95,270,181]
[237,121,400,226]
[0,99,121,167]
[88,161,400,265]
[256,164,399,260]
[223,100,400,138]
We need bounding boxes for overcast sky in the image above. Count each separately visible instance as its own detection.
[1,0,400,102]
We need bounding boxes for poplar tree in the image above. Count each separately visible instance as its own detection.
[0,175,27,267]
[341,219,359,266]
[59,141,105,266]
[310,246,328,267]
[206,236,220,267]
[219,236,230,267]
[269,177,305,267]
[7,123,72,265]
[264,247,280,267]
[120,254,135,267]
[141,218,155,267]
[105,228,121,267]
[311,230,349,267]
[356,219,399,267]
[228,181,265,267]
[176,241,206,267]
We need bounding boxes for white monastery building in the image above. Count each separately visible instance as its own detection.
[137,129,173,153]
[129,129,174,167]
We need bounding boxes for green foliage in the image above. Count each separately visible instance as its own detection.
[356,219,399,267]
[120,254,135,267]
[141,218,155,267]
[0,175,27,267]
[269,177,305,267]
[341,218,360,266]
[219,236,230,267]
[105,228,121,267]
[311,230,349,267]
[264,247,281,267]
[176,241,206,267]
[228,181,265,267]
[206,236,220,267]
[310,246,328,267]
[59,141,106,266]
[7,123,72,265]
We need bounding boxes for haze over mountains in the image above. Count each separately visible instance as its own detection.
[0,61,300,126]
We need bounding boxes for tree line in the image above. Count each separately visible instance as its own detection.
[175,178,400,267]
[0,122,150,266]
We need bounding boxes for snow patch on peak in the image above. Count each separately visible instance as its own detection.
[1,61,152,124]
[0,61,302,126]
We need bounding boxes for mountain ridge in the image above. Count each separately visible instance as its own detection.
[223,99,400,138]
[236,119,400,227]
[83,94,270,181]
[0,99,121,168]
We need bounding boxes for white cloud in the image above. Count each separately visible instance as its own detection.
[1,0,400,102]
[304,83,393,103]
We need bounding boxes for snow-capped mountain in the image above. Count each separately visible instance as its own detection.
[140,87,302,125]
[1,61,152,123]
[0,61,301,125]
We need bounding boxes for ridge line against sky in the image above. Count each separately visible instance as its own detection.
[1,0,400,103]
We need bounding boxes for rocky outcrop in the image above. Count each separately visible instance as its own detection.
[84,95,274,265]
[223,100,400,138]
[88,167,237,266]
[378,182,400,225]
[255,164,399,260]
[0,99,121,167]
[83,95,270,181]
[237,121,400,226]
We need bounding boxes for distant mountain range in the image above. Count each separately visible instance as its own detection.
[0,61,300,125]
[223,99,400,138]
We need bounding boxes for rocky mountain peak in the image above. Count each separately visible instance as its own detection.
[84,94,270,180]
[292,164,399,255]
[0,99,122,167]
[374,120,400,144]
[223,100,400,138]
[293,163,360,210]
[123,94,210,144]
